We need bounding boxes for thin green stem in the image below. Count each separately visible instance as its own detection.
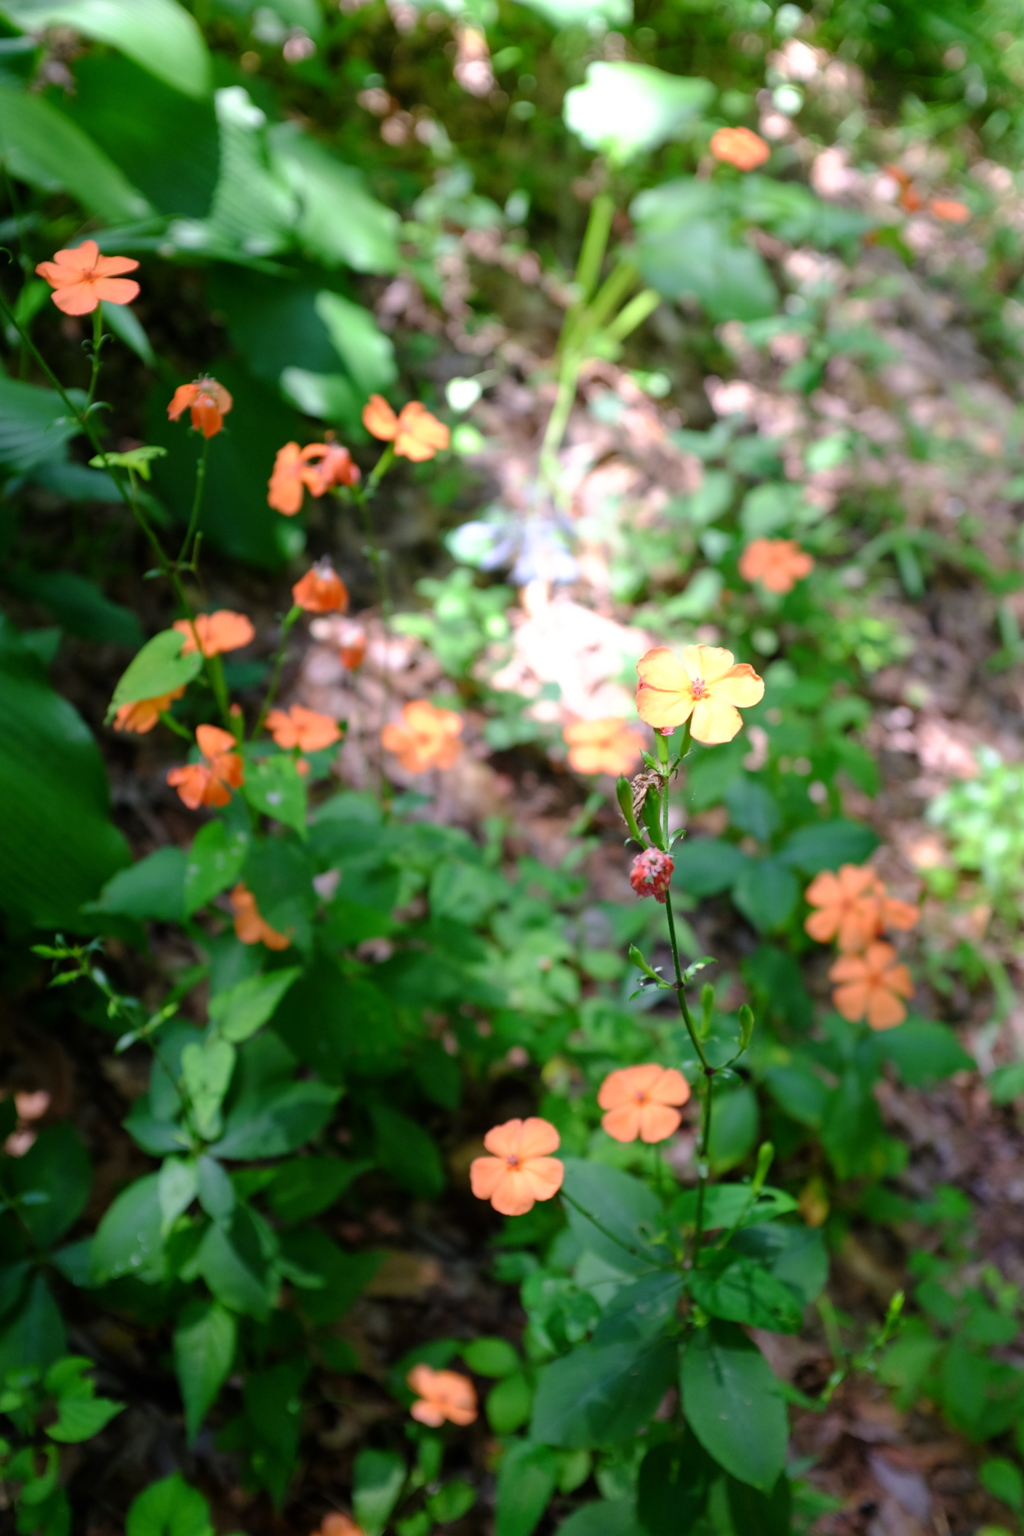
[539,352,580,491]
[177,432,211,567]
[86,306,104,409]
[350,483,392,618]
[253,605,302,738]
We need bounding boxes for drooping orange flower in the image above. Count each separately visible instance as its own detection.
[381,700,463,772]
[268,442,359,515]
[929,197,970,224]
[829,941,913,1030]
[337,620,367,671]
[167,377,234,439]
[113,686,185,734]
[167,725,244,810]
[315,1515,365,1536]
[35,240,140,316]
[229,882,290,950]
[406,1364,478,1427]
[266,704,341,753]
[805,864,920,953]
[635,646,764,745]
[292,559,349,614]
[710,126,770,171]
[598,1065,691,1144]
[362,396,450,462]
[173,611,255,658]
[564,718,644,776]
[738,538,814,595]
[470,1118,564,1216]
[305,441,361,494]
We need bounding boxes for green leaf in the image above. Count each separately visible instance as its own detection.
[173,1299,236,1443]
[158,1157,198,1233]
[556,1501,640,1536]
[279,1229,382,1326]
[779,819,880,874]
[190,1206,277,1319]
[92,847,188,923]
[1,0,212,98]
[184,820,250,916]
[90,1173,165,1284]
[426,1481,476,1524]
[680,1322,787,1492]
[729,1224,827,1308]
[0,375,85,472]
[560,1158,668,1274]
[243,755,308,839]
[670,838,749,897]
[209,1075,340,1160]
[0,81,151,221]
[267,123,399,272]
[635,217,777,323]
[241,1358,309,1507]
[315,290,397,396]
[706,1084,759,1174]
[181,1037,236,1141]
[264,1155,369,1225]
[370,1103,444,1200]
[195,1155,235,1224]
[353,1448,406,1536]
[0,1275,66,1375]
[8,569,142,647]
[724,776,780,842]
[873,1019,973,1086]
[980,1457,1024,1511]
[272,955,402,1079]
[495,1441,560,1536]
[241,835,315,951]
[531,1338,677,1448]
[126,1473,214,1536]
[689,1256,803,1333]
[486,1372,533,1434]
[731,858,800,933]
[726,1472,792,1536]
[636,1435,710,1536]
[9,1123,91,1247]
[463,1337,520,1377]
[515,0,629,25]
[564,63,713,163]
[109,630,203,715]
[209,966,301,1044]
[46,1392,123,1442]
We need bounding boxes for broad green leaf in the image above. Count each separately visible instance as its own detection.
[269,123,399,273]
[1,0,211,96]
[46,1392,123,1442]
[531,1338,677,1448]
[556,1501,641,1536]
[636,1435,710,1536]
[0,81,151,221]
[241,1358,309,1507]
[564,63,713,164]
[0,375,84,473]
[92,847,188,923]
[0,1275,66,1374]
[486,1372,533,1434]
[243,755,308,838]
[689,1256,803,1333]
[315,291,397,397]
[732,858,800,933]
[264,1156,370,1225]
[173,1299,236,1442]
[370,1103,444,1200]
[427,1481,476,1524]
[272,956,401,1079]
[279,1229,382,1326]
[730,1223,828,1309]
[873,1019,973,1086]
[353,1448,406,1536]
[158,1157,198,1234]
[189,1206,277,1319]
[495,1441,559,1536]
[184,820,250,916]
[108,630,203,716]
[560,1157,669,1274]
[209,1076,340,1160]
[463,1337,520,1377]
[126,1473,214,1536]
[8,1123,91,1247]
[706,1083,759,1174]
[674,1184,798,1231]
[779,818,880,874]
[514,0,630,25]
[670,838,749,897]
[199,85,295,256]
[9,569,141,646]
[634,218,777,323]
[195,1155,235,1224]
[680,1322,787,1492]
[90,1173,165,1284]
[241,835,316,951]
[180,1038,236,1141]
[724,776,780,842]
[209,967,301,1043]
[279,367,362,428]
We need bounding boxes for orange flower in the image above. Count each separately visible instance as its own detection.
[710,126,770,171]
[829,941,913,1030]
[381,700,463,772]
[470,1117,564,1216]
[362,395,450,462]
[805,864,920,952]
[738,538,814,595]
[305,441,360,494]
[338,620,367,671]
[598,1064,691,1144]
[292,559,349,614]
[929,197,970,224]
[229,882,290,950]
[406,1364,477,1427]
[167,377,233,439]
[564,718,643,776]
[268,442,359,515]
[173,611,255,658]
[635,646,764,745]
[315,1515,364,1536]
[266,704,341,753]
[113,686,185,734]
[35,240,140,316]
[167,724,244,810]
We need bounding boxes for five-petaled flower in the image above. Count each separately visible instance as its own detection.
[363,396,450,461]
[709,126,770,171]
[268,442,360,515]
[599,1064,691,1143]
[805,864,919,953]
[564,717,644,776]
[167,725,244,810]
[167,377,234,439]
[829,941,913,1030]
[229,882,290,950]
[173,610,255,658]
[738,538,814,595]
[636,645,764,745]
[382,700,463,773]
[293,559,349,614]
[406,1364,477,1427]
[266,704,341,753]
[629,849,674,904]
[35,240,140,316]
[470,1117,564,1216]
[113,687,185,734]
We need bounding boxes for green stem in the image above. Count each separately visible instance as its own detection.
[177,432,211,568]
[254,605,302,738]
[350,480,392,618]
[539,352,580,491]
[86,305,104,409]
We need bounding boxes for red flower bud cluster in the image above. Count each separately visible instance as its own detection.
[629,849,674,904]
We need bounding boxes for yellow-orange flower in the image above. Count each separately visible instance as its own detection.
[173,611,254,658]
[167,377,233,439]
[805,864,920,953]
[266,704,341,753]
[929,197,970,224]
[598,1065,690,1144]
[710,126,770,171]
[738,538,814,594]
[829,942,913,1030]
[406,1364,477,1427]
[229,882,290,950]
[362,395,450,461]
[113,686,185,734]
[167,725,244,810]
[381,700,463,772]
[292,560,348,614]
[35,240,140,315]
[635,646,764,745]
[563,718,643,776]
[470,1117,564,1216]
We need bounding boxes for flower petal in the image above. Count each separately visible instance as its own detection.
[708,664,765,707]
[648,1067,690,1106]
[637,1103,683,1142]
[866,989,906,1030]
[470,1154,507,1199]
[601,1104,642,1143]
[832,982,870,1022]
[517,1116,561,1159]
[690,696,743,745]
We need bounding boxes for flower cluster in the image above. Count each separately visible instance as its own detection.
[382,700,463,773]
[805,863,920,1029]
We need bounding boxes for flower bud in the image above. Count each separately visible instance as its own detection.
[629,849,674,904]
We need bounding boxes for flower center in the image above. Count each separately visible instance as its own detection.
[505,1154,520,1168]
[633,1091,648,1103]
[690,677,707,699]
